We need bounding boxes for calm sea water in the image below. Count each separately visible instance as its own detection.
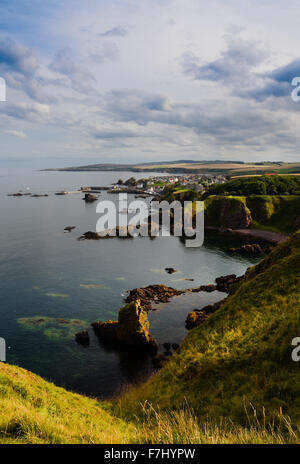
[0,169,260,398]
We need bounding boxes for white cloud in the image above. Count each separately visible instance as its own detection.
[49,48,98,95]
[1,1,300,162]
[4,129,26,138]
[2,102,50,122]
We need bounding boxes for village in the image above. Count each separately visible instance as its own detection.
[108,173,228,196]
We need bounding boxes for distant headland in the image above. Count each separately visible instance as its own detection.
[43,160,300,177]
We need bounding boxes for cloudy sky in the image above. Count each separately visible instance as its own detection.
[1,0,300,167]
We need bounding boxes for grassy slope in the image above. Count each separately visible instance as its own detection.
[246,195,300,233]
[118,231,300,426]
[1,232,300,443]
[0,363,137,444]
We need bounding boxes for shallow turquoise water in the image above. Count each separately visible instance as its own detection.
[0,169,260,397]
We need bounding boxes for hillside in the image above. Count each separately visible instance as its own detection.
[118,231,300,426]
[0,363,138,444]
[1,232,300,443]
[159,176,300,234]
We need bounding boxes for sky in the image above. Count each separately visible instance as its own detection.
[1,0,300,167]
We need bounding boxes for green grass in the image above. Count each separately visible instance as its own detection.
[246,195,300,233]
[1,362,300,444]
[0,363,136,444]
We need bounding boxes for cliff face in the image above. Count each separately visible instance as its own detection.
[204,195,300,233]
[204,196,252,229]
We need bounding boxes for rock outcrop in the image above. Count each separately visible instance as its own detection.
[220,199,252,229]
[64,226,76,232]
[78,227,136,240]
[215,274,243,293]
[125,284,184,311]
[78,231,106,240]
[229,243,263,256]
[191,284,217,293]
[92,300,157,354]
[186,300,224,330]
[83,193,98,203]
[165,268,177,274]
[7,192,32,197]
[30,194,48,198]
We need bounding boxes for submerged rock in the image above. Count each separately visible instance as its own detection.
[92,299,157,354]
[80,283,108,289]
[17,316,87,341]
[75,330,90,345]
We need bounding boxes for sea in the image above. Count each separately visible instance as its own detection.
[0,168,261,398]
